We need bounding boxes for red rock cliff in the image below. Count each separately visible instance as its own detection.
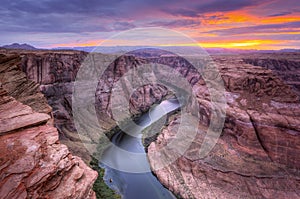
[148,54,300,198]
[0,54,97,199]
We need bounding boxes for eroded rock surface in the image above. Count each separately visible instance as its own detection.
[0,54,97,199]
[2,49,300,198]
[18,50,171,161]
[148,54,300,198]
[242,53,300,97]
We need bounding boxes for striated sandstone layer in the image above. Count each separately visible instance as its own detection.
[148,54,300,198]
[0,49,92,161]
[0,54,97,199]
[242,53,300,97]
[16,50,170,161]
[2,48,300,198]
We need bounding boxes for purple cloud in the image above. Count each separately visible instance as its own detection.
[163,0,264,17]
[268,11,292,17]
[147,19,201,28]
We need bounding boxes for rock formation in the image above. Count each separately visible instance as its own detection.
[1,48,300,199]
[242,53,300,97]
[15,50,170,161]
[0,53,97,199]
[148,54,300,198]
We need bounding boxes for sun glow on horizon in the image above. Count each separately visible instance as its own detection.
[147,39,283,50]
[51,39,289,51]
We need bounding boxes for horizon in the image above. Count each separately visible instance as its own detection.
[0,0,299,50]
[2,42,300,52]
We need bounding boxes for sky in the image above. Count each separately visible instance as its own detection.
[0,0,299,50]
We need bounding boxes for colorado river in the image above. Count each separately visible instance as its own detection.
[100,98,180,199]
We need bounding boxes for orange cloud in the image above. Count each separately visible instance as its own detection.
[202,11,258,25]
[261,16,300,24]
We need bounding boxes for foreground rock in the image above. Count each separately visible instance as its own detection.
[0,54,97,199]
[148,54,300,198]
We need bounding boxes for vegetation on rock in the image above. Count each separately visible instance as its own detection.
[90,157,121,199]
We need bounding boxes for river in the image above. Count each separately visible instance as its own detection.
[100,98,180,199]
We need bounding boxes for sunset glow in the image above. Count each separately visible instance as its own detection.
[0,0,299,50]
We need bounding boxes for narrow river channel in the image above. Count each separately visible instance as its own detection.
[100,98,180,199]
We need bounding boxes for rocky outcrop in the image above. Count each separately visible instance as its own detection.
[148,54,300,198]
[242,53,300,98]
[0,54,52,114]
[0,49,91,161]
[0,54,97,199]
[20,51,87,85]
[18,51,170,161]
[0,49,160,161]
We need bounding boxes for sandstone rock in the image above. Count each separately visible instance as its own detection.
[242,53,300,98]
[2,48,300,199]
[20,52,171,161]
[0,54,97,199]
[0,54,52,114]
[148,54,300,199]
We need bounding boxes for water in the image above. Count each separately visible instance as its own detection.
[100,99,180,199]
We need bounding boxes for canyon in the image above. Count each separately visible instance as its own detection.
[0,48,299,198]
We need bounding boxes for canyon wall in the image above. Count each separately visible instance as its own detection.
[0,53,97,199]
[242,53,300,97]
[15,50,172,161]
[20,50,91,161]
[2,48,300,198]
[148,54,300,198]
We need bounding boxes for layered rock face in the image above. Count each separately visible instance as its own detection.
[17,50,170,160]
[242,53,300,97]
[0,54,97,199]
[2,48,300,198]
[19,50,91,160]
[95,55,170,121]
[148,54,300,198]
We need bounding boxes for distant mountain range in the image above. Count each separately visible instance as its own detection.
[53,45,300,55]
[1,43,300,54]
[1,43,37,50]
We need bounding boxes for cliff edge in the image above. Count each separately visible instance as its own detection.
[148,54,300,198]
[0,54,97,199]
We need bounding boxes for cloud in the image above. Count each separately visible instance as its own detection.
[0,0,299,49]
[112,22,136,31]
[206,21,300,36]
[267,11,292,17]
[0,0,123,16]
[0,0,286,34]
[247,0,300,17]
[147,19,201,28]
[0,0,138,33]
[163,0,263,17]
